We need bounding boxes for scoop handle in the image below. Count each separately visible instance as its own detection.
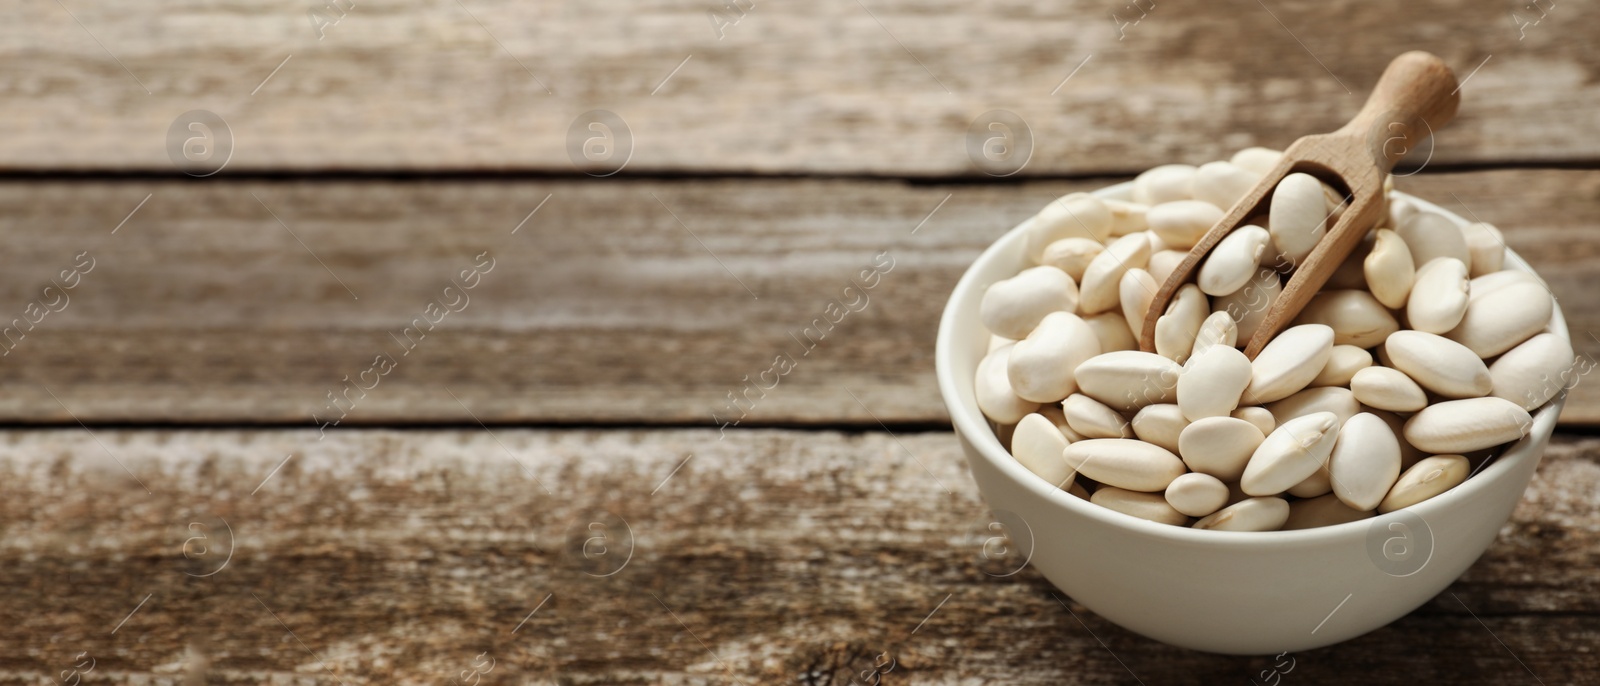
[1335,51,1460,173]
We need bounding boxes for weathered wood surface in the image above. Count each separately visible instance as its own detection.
[3,428,1596,684]
[6,0,1598,175]
[3,168,1597,426]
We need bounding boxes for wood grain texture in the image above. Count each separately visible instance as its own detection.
[2,169,1597,426]
[2,428,1597,684]
[4,0,1598,175]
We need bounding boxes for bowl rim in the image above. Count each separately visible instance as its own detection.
[935,181,1568,549]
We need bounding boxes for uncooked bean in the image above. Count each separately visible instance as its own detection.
[1407,257,1470,334]
[1084,311,1138,353]
[1283,494,1374,530]
[1369,409,1428,470]
[1199,225,1270,296]
[1132,164,1197,205]
[1378,454,1470,513]
[1010,413,1076,489]
[1231,406,1276,436]
[1328,412,1402,511]
[1350,366,1428,413]
[1241,412,1340,496]
[1067,480,1091,499]
[1242,324,1334,404]
[1397,210,1471,269]
[1327,232,1374,290]
[1074,351,1182,412]
[1130,404,1189,454]
[1105,199,1150,236]
[1288,465,1332,498]
[1445,274,1553,358]
[1079,233,1153,315]
[1064,393,1134,439]
[1038,404,1087,442]
[1229,147,1283,176]
[1292,289,1400,349]
[1191,311,1239,359]
[1165,472,1229,517]
[1177,416,1264,481]
[1310,345,1373,387]
[1461,222,1506,277]
[1364,228,1415,309]
[1039,237,1104,280]
[1008,311,1103,403]
[1384,330,1492,399]
[1193,497,1290,532]
[1092,487,1189,525]
[1403,397,1532,454]
[1178,344,1252,421]
[1026,193,1114,262]
[1147,200,1224,250]
[1062,439,1187,492]
[1268,173,1328,266]
[980,265,1079,340]
[1147,249,1188,285]
[976,343,1039,424]
[1119,268,1160,339]
[1193,161,1261,210]
[1155,283,1209,363]
[1213,268,1282,341]
[1490,332,1577,411]
[1266,386,1360,427]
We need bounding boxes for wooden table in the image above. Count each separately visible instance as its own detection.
[4,1,1596,683]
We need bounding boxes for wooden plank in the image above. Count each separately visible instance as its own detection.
[5,0,1598,174]
[2,169,1597,426]
[2,428,1596,683]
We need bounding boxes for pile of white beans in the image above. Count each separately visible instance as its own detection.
[977,147,1575,531]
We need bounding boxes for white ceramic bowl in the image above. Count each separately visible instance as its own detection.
[935,183,1566,654]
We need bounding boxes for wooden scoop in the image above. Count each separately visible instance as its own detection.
[1138,51,1460,359]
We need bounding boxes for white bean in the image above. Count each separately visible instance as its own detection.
[1461,222,1506,277]
[1177,416,1264,481]
[1364,228,1415,309]
[1445,274,1553,358]
[1191,311,1239,359]
[1231,406,1276,436]
[1147,249,1188,286]
[1292,289,1400,349]
[1242,324,1334,404]
[1328,412,1402,511]
[1039,237,1104,281]
[1011,413,1076,489]
[1229,147,1283,176]
[980,265,1078,340]
[1379,455,1470,513]
[1268,173,1328,266]
[1384,330,1492,399]
[1490,332,1577,411]
[1266,386,1360,427]
[1193,497,1289,532]
[1074,351,1182,412]
[1193,161,1261,210]
[1350,366,1428,412]
[1147,200,1224,250]
[1130,404,1189,454]
[1199,225,1271,296]
[1403,397,1532,454]
[1241,412,1340,496]
[1178,343,1252,421]
[1105,198,1150,236]
[1406,257,1470,335]
[1079,233,1153,315]
[1310,345,1373,387]
[1165,472,1230,518]
[976,343,1039,424]
[1084,311,1138,353]
[1155,283,1209,363]
[1119,268,1160,340]
[1064,393,1134,439]
[1062,439,1187,492]
[1092,487,1189,525]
